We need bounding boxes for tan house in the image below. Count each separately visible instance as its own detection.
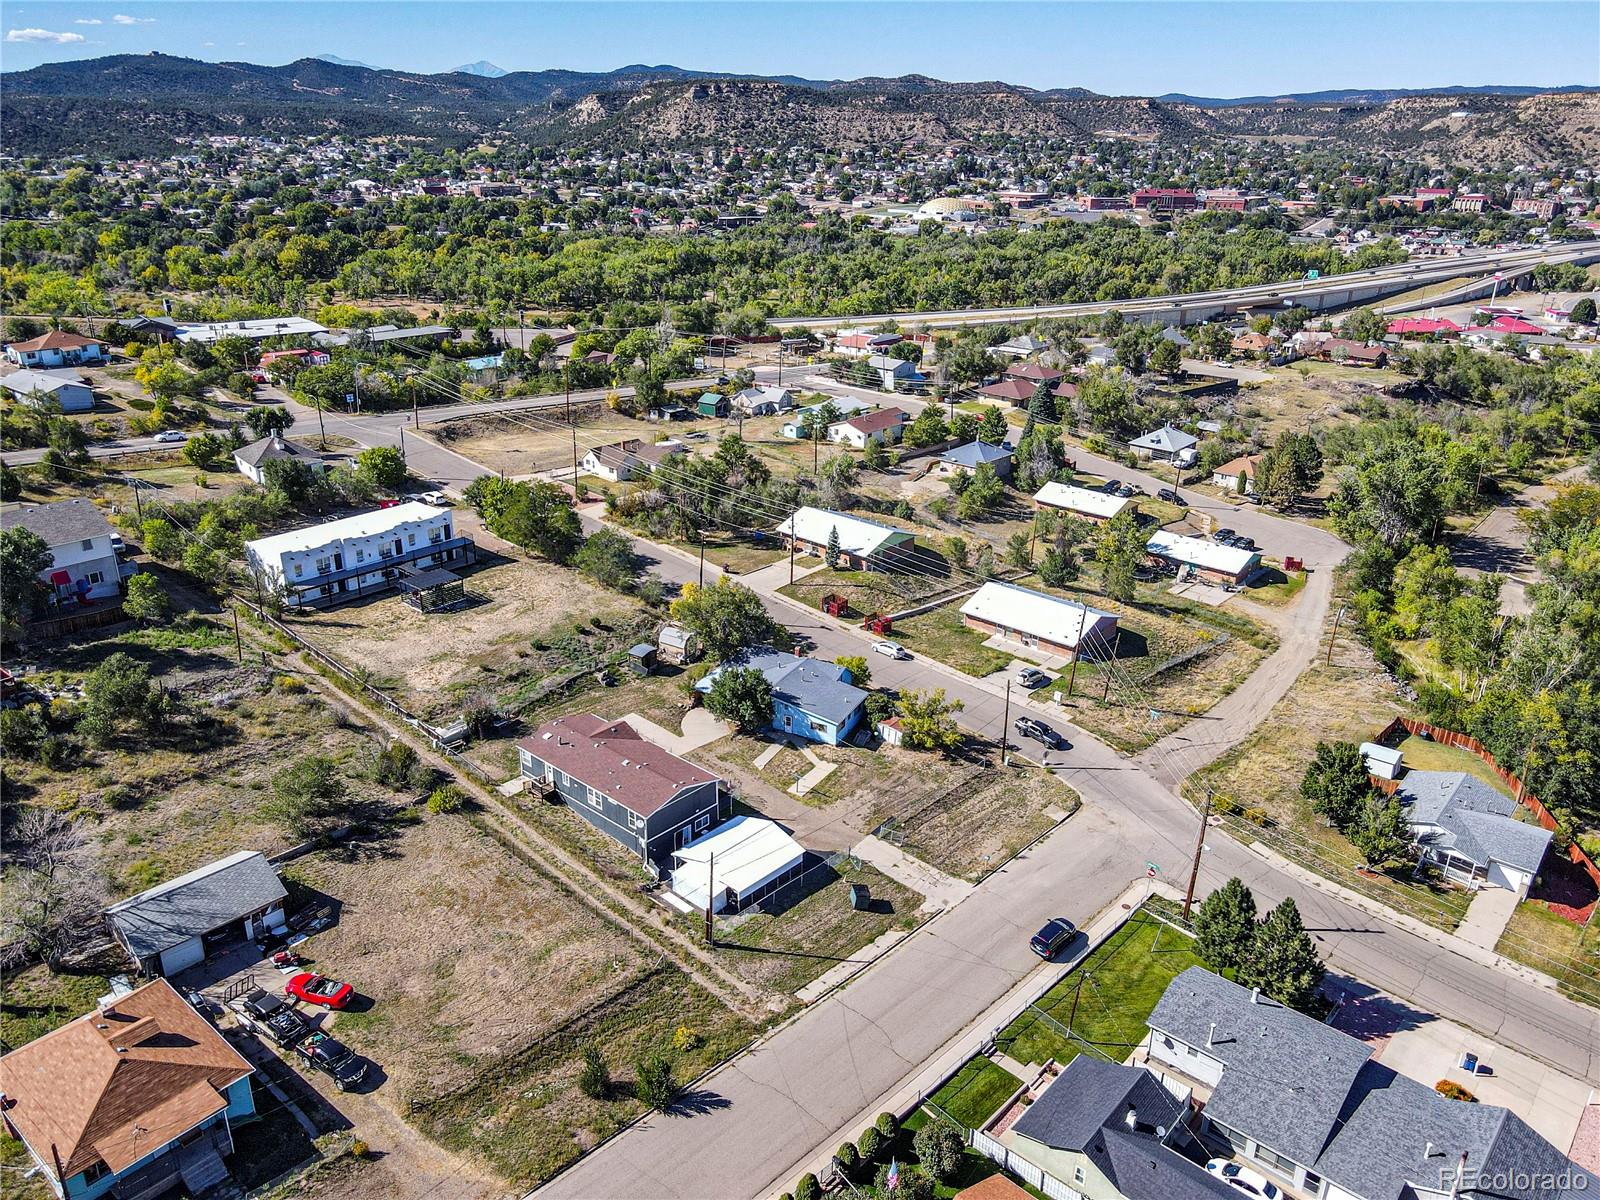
[1211,453,1261,494]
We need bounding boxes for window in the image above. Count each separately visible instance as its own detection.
[429,526,445,544]
[85,571,104,585]
[586,785,603,810]
[1252,1144,1297,1177]
[81,1162,110,1184]
[1072,1167,1085,1184]
[628,811,644,830]
[293,563,303,578]
[407,532,416,547]
[315,556,332,575]
[1302,1171,1324,1196]
[355,549,365,563]
[694,812,712,832]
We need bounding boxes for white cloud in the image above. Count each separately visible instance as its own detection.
[74,17,103,24]
[6,27,87,42]
[111,12,154,23]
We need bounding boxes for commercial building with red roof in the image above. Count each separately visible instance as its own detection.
[1387,317,1462,337]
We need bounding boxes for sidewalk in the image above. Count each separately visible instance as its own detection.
[759,876,1165,1200]
[852,833,975,912]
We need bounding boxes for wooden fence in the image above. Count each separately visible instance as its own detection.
[1374,715,1600,891]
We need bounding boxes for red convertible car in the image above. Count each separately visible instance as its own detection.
[285,972,354,1010]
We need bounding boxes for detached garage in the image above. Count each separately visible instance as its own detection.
[105,850,288,977]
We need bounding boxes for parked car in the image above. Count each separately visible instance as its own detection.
[1016,666,1051,690]
[229,987,312,1048]
[294,1031,368,1091]
[1014,716,1068,750]
[152,430,188,444]
[871,640,910,660]
[1205,1160,1282,1199]
[285,972,354,1010]
[1100,478,1121,493]
[411,490,449,506]
[1157,488,1187,506]
[1029,918,1077,959]
[1114,483,1137,498]
[1213,528,1236,543]
[1233,536,1257,551]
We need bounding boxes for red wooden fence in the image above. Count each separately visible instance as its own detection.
[1374,715,1600,891]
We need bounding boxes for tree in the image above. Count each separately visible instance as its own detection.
[704,666,774,732]
[833,1142,860,1181]
[862,437,889,471]
[122,573,169,624]
[912,1121,965,1181]
[634,1053,677,1109]
[355,446,407,491]
[579,1047,611,1100]
[244,405,292,439]
[872,1163,934,1200]
[492,480,584,563]
[1239,897,1325,1012]
[1149,337,1183,376]
[573,528,638,590]
[825,525,842,569]
[669,578,779,660]
[0,462,20,501]
[1255,431,1323,510]
[904,405,948,448]
[1193,876,1258,971]
[182,432,224,470]
[835,655,870,688]
[898,688,964,753]
[1095,510,1144,603]
[956,461,1005,520]
[80,652,171,745]
[1571,296,1597,325]
[978,406,1008,444]
[0,810,103,967]
[1350,796,1413,869]
[1005,531,1032,569]
[1341,307,1386,343]
[944,534,970,570]
[139,518,182,561]
[264,754,349,839]
[181,541,227,590]
[1299,740,1373,830]
[1,527,52,632]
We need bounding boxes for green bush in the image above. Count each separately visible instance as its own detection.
[833,1142,859,1179]
[792,1173,819,1200]
[634,1053,677,1110]
[579,1046,610,1099]
[426,784,464,814]
[875,1112,898,1139]
[857,1125,884,1162]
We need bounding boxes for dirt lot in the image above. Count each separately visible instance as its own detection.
[1226,360,1405,441]
[288,553,650,723]
[424,405,677,479]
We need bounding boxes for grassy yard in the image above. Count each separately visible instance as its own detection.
[894,604,1013,677]
[896,1109,1049,1200]
[926,1056,1022,1128]
[709,862,923,995]
[1245,567,1308,607]
[1495,901,1600,1004]
[998,910,1208,1067]
[669,531,787,575]
[0,966,111,1050]
[1395,735,1513,798]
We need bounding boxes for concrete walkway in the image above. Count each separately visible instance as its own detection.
[621,709,730,757]
[852,834,975,912]
[1456,884,1520,951]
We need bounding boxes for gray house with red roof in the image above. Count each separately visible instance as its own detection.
[518,715,725,867]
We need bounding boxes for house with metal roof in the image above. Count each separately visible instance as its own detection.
[1145,966,1593,1200]
[731,385,794,415]
[670,816,806,914]
[1392,771,1551,895]
[995,1056,1236,1200]
[232,434,336,485]
[3,367,94,412]
[0,978,256,1200]
[1145,531,1261,585]
[774,507,917,571]
[934,440,1015,479]
[105,850,288,977]
[960,581,1118,662]
[1034,482,1132,524]
[1129,424,1199,464]
[696,649,868,747]
[517,714,724,865]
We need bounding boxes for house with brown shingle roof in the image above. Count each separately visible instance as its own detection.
[1212,453,1262,495]
[0,978,256,1199]
[4,330,108,369]
[517,715,725,867]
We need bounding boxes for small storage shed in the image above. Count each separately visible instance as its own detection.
[628,643,659,675]
[1360,742,1404,780]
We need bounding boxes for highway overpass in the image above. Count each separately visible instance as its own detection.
[769,240,1600,331]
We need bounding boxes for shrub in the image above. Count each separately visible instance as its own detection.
[671,1025,702,1052]
[579,1047,610,1099]
[349,1139,369,1159]
[1212,794,1240,815]
[1242,806,1270,826]
[275,674,306,692]
[857,1125,884,1162]
[792,1173,819,1200]
[634,1053,677,1109]
[912,1120,965,1181]
[426,784,464,814]
[1435,1080,1476,1102]
[875,1112,898,1139]
[833,1142,859,1179]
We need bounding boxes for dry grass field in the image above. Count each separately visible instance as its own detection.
[424,405,673,479]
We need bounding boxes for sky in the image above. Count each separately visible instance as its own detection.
[3,1,1598,97]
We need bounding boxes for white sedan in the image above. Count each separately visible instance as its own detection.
[871,640,910,660]
[1205,1160,1282,1199]
[152,430,189,444]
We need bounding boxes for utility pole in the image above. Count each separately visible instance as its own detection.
[132,478,145,523]
[232,606,242,664]
[412,388,419,428]
[1066,645,1080,698]
[1000,679,1012,766]
[315,402,327,451]
[1182,790,1214,921]
[698,537,706,587]
[777,343,784,386]
[398,426,406,464]
[571,419,580,483]
[788,524,796,585]
[1325,605,1346,665]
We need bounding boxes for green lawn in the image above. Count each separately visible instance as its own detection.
[1246,568,1308,607]
[894,605,1013,677]
[1,966,110,1050]
[926,1055,1022,1128]
[1396,735,1514,799]
[894,1110,1050,1200]
[997,909,1208,1067]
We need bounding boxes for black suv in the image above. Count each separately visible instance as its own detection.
[295,1032,368,1091]
[1157,488,1187,506]
[1030,918,1077,959]
[230,987,312,1048]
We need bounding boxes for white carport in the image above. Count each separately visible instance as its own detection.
[670,816,806,914]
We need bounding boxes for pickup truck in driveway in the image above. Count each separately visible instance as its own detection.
[294,1031,368,1091]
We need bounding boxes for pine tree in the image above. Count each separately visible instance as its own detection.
[978,406,1008,444]
[825,525,841,570]
[1350,796,1413,869]
[1193,876,1257,971]
[1300,740,1372,831]
[1239,897,1325,1012]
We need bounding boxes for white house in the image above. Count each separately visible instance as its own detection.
[1032,481,1130,524]
[1130,424,1199,465]
[244,501,473,609]
[1212,453,1261,494]
[864,353,923,392]
[827,407,906,449]
[3,331,107,368]
[730,385,794,415]
[670,816,806,913]
[581,438,683,482]
[2,368,94,413]
[1146,530,1260,584]
[774,506,917,570]
[959,581,1118,661]
[1,499,123,604]
[175,316,328,344]
[232,435,333,485]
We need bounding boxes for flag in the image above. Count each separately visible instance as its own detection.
[885,1158,900,1189]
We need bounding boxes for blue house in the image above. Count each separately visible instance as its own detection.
[697,648,868,746]
[0,978,256,1200]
